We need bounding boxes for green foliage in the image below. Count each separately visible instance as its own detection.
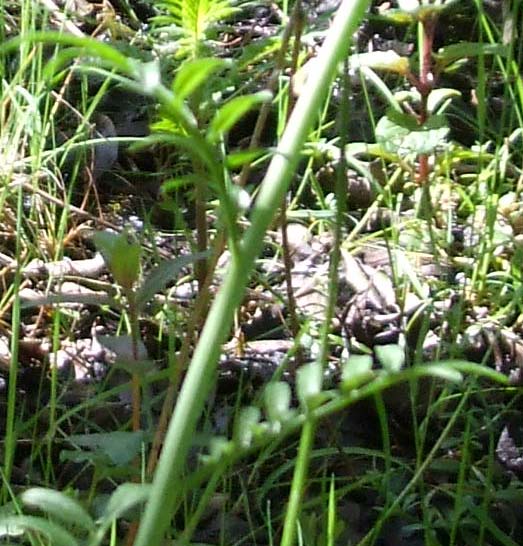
[0,485,151,546]
[153,0,241,58]
[376,111,449,156]
[93,230,141,291]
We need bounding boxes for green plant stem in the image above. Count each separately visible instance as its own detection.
[126,289,142,433]
[133,3,371,545]
[280,0,305,351]
[280,416,316,546]
[3,182,24,498]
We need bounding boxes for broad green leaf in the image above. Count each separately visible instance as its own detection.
[296,362,323,410]
[101,483,152,525]
[21,488,94,532]
[341,354,374,391]
[264,381,292,424]
[349,50,410,75]
[207,91,272,143]
[173,58,229,100]
[97,334,148,361]
[136,252,209,310]
[375,344,405,373]
[0,515,79,546]
[376,113,449,155]
[68,431,146,466]
[385,109,422,132]
[93,230,141,290]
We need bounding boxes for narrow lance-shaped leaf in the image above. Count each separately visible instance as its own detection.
[173,58,230,100]
[0,31,137,76]
[436,42,507,69]
[207,91,273,143]
[136,252,210,310]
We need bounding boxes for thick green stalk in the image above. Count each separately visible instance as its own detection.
[133,2,370,544]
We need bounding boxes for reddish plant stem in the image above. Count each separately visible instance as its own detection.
[416,12,438,186]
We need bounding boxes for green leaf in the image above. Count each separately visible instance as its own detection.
[93,230,141,290]
[160,174,202,194]
[97,334,148,361]
[100,483,152,525]
[0,31,137,76]
[349,50,410,75]
[225,148,267,169]
[141,131,216,175]
[234,406,261,448]
[341,355,374,391]
[375,344,405,373]
[376,113,449,155]
[173,58,230,100]
[427,87,461,114]
[296,362,323,410]
[68,431,146,466]
[385,109,421,132]
[207,91,272,143]
[136,252,209,310]
[0,515,79,546]
[21,488,94,532]
[208,436,235,461]
[154,0,238,58]
[264,381,292,424]
[422,363,462,383]
[436,42,507,69]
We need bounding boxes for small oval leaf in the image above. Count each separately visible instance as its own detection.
[234,406,261,448]
[341,355,374,391]
[296,362,323,410]
[375,344,405,373]
[264,381,291,424]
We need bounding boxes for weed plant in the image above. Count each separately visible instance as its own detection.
[0,0,522,545]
